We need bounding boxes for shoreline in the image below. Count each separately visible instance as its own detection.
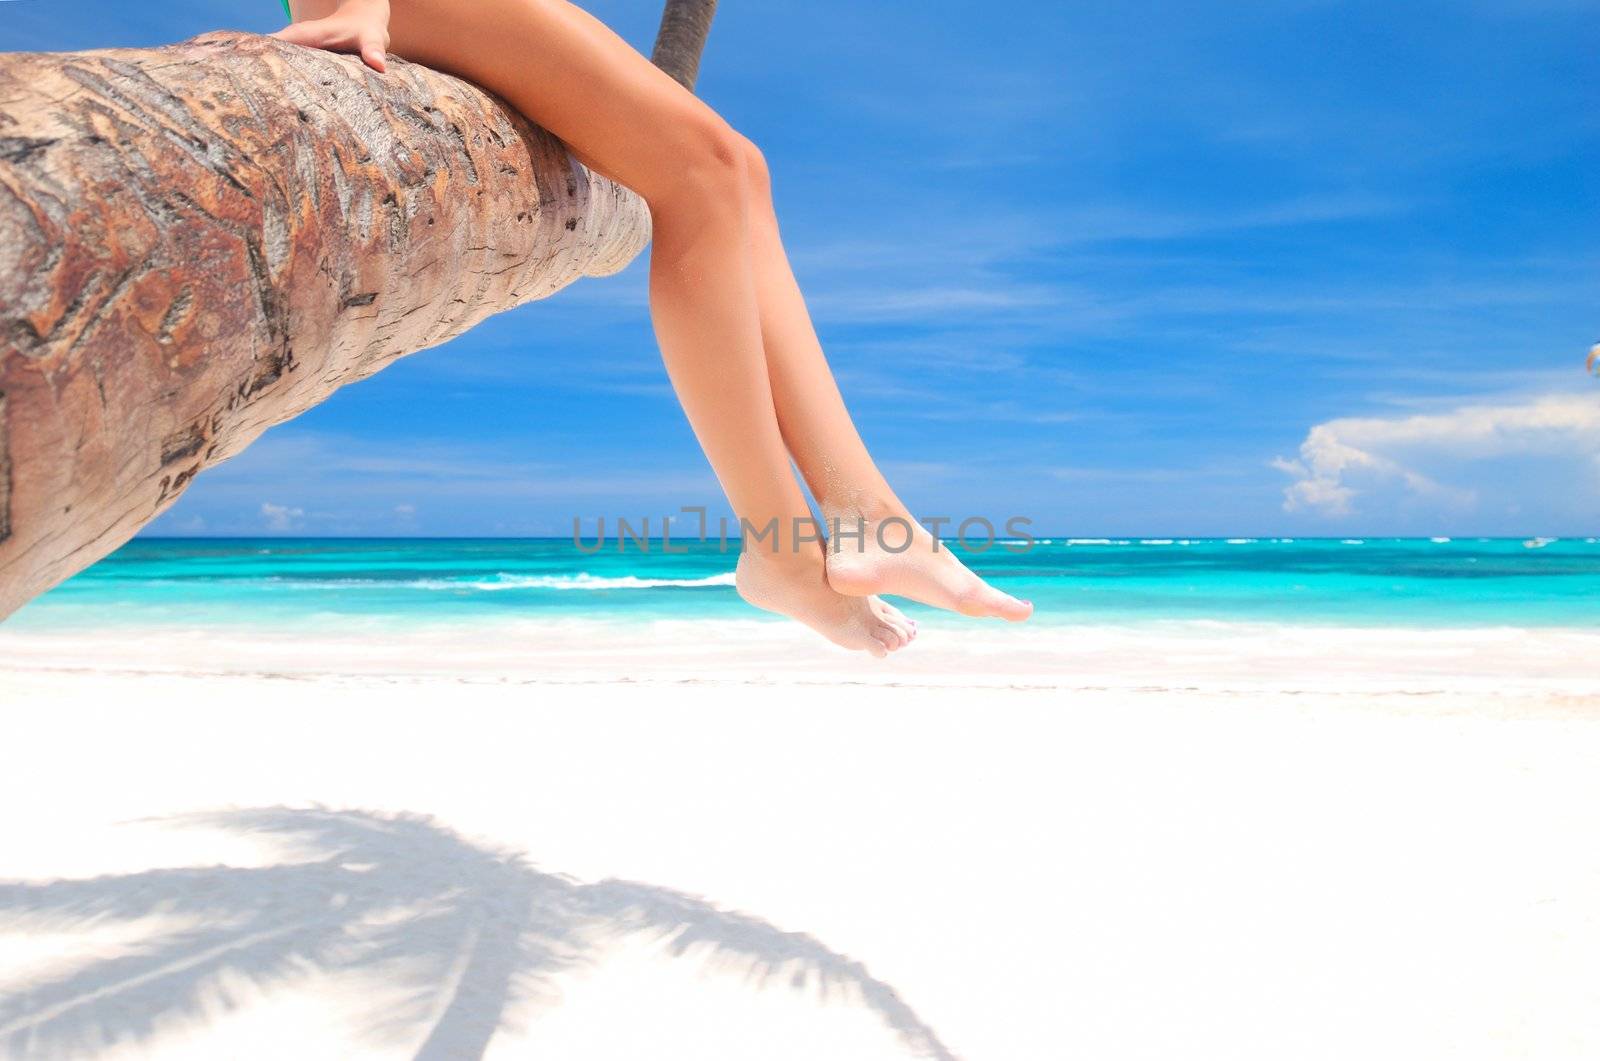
[5,618,1599,701]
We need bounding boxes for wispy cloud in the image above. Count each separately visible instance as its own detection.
[1051,192,1408,245]
[808,285,1062,322]
[211,432,717,500]
[259,502,305,532]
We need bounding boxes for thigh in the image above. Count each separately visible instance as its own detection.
[379,0,726,201]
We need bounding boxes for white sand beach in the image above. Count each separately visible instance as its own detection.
[2,622,1599,1059]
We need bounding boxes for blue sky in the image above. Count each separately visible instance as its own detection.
[6,1,1596,535]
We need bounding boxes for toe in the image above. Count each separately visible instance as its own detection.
[992,592,1030,627]
[896,609,919,637]
[961,585,1032,621]
[875,600,920,641]
[875,604,914,648]
[887,609,918,641]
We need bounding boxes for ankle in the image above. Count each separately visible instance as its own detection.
[826,514,940,564]
[819,495,906,529]
[737,539,825,574]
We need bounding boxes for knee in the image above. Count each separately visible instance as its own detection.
[652,115,749,212]
[735,133,770,200]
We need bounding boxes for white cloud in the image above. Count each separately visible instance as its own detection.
[259,502,305,531]
[1275,392,1600,517]
[808,284,1066,324]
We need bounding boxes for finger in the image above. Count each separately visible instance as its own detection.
[271,21,334,46]
[273,18,362,55]
[359,36,388,73]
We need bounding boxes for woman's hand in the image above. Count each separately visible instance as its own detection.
[272,0,393,73]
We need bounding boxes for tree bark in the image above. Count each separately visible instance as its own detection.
[651,0,719,91]
[0,31,655,619]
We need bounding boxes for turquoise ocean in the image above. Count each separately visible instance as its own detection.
[5,536,1598,632]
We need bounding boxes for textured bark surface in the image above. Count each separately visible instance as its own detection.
[651,0,719,91]
[0,31,652,619]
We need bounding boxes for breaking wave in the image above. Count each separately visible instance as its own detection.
[405,572,738,591]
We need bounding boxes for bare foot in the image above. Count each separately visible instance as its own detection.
[735,548,918,657]
[823,512,1032,621]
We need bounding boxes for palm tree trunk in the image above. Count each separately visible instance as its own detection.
[651,0,720,91]
[0,13,710,620]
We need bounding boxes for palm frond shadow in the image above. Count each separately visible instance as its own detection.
[0,807,957,1060]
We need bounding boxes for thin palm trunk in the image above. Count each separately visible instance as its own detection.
[650,0,719,90]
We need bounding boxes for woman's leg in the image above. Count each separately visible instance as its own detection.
[733,140,1032,621]
[292,0,915,652]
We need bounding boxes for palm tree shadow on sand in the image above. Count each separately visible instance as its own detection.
[0,807,957,1060]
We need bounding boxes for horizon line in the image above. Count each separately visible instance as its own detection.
[127,534,1590,542]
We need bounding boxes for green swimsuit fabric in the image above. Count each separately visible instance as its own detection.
[280,0,292,19]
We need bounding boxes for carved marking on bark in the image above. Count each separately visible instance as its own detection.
[0,137,56,164]
[155,286,194,345]
[159,422,206,466]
